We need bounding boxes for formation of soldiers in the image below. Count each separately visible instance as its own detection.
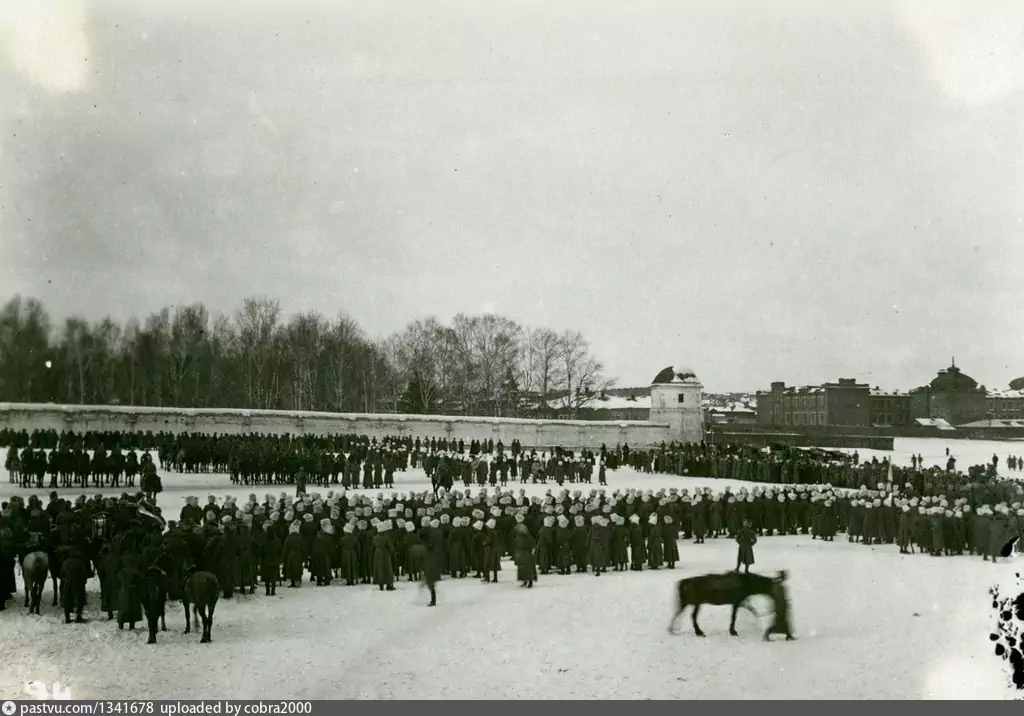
[635,441,1021,489]
[2,428,611,492]
[4,426,1024,624]
[4,456,1024,622]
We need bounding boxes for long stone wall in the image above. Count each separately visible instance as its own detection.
[0,403,672,450]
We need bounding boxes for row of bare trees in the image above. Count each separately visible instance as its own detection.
[0,295,611,417]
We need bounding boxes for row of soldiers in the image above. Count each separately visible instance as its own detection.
[6,447,165,500]
[4,471,1024,624]
[2,428,618,488]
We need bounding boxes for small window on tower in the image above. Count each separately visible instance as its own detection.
[677,394,685,404]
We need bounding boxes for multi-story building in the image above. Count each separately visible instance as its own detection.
[757,365,1021,430]
[868,389,912,426]
[757,378,870,428]
[986,387,1024,420]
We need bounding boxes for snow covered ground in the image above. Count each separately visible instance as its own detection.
[0,436,1022,700]
[835,436,1023,476]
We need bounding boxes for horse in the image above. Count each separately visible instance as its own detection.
[182,567,220,644]
[21,549,50,615]
[59,549,89,624]
[142,566,169,645]
[668,570,795,640]
[47,537,66,607]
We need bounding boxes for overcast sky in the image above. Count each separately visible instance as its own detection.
[2,0,1022,392]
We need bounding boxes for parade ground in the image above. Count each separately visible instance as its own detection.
[1,437,1021,700]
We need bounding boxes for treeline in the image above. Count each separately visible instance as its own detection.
[0,295,611,418]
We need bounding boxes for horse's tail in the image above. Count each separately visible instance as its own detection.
[676,577,690,611]
[24,552,49,582]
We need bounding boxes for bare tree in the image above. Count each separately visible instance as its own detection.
[557,330,612,417]
[525,327,565,413]
[234,297,284,409]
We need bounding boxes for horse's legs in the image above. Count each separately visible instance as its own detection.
[199,605,212,643]
[729,604,739,636]
[691,604,705,637]
[182,599,192,634]
[51,574,59,606]
[668,605,684,635]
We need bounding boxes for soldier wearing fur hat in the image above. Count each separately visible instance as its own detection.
[588,515,610,576]
[662,514,679,568]
[482,519,501,582]
[628,514,646,571]
[691,497,708,544]
[554,516,572,575]
[536,515,555,575]
[313,519,336,586]
[646,514,664,569]
[570,515,589,573]
[373,520,396,591]
[514,523,537,587]
[260,523,282,595]
[283,521,305,588]
[336,523,358,585]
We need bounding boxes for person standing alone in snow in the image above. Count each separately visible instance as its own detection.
[735,519,757,573]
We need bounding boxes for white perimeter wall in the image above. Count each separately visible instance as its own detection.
[0,403,672,450]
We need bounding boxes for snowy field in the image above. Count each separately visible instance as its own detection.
[835,436,1023,476]
[0,436,1022,700]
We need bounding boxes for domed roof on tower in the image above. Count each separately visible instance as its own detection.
[651,366,699,385]
[928,361,980,393]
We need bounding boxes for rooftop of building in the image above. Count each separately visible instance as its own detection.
[650,366,700,385]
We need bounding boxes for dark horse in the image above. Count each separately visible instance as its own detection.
[668,570,795,641]
[59,548,89,624]
[182,567,220,644]
[21,548,49,615]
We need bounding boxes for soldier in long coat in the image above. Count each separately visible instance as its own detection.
[628,514,646,571]
[283,522,305,587]
[536,516,555,575]
[646,514,664,569]
[661,514,680,568]
[97,544,121,620]
[448,517,469,578]
[312,521,335,586]
[735,520,757,573]
[513,523,537,587]
[373,520,396,590]
[482,519,501,583]
[591,515,611,575]
[339,524,360,585]
[260,526,282,595]
[471,520,487,578]
[570,515,589,573]
[117,554,144,630]
[554,516,573,575]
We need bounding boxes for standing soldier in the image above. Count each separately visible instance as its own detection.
[514,523,537,588]
[411,542,440,606]
[735,519,757,574]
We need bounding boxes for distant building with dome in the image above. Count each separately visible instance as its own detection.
[647,366,705,443]
[909,361,990,426]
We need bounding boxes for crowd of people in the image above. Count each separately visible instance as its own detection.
[2,427,1023,629]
